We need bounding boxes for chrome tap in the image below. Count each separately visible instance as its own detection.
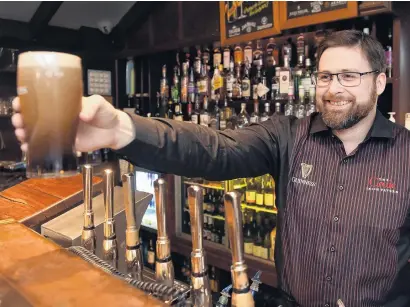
[102,169,118,268]
[216,284,232,307]
[122,172,151,280]
[81,164,96,253]
[188,185,212,307]
[224,191,255,307]
[154,178,174,287]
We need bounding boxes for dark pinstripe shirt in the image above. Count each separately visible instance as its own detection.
[117,110,410,307]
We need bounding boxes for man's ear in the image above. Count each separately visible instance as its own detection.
[376,72,387,96]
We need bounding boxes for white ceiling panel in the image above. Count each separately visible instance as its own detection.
[0,1,41,22]
[49,1,136,31]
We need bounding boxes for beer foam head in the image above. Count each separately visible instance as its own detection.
[18,51,81,68]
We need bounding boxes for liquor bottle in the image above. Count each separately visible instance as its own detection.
[199,64,208,96]
[253,213,262,258]
[271,67,280,101]
[301,58,313,98]
[282,39,292,65]
[219,97,228,131]
[237,103,250,129]
[194,45,202,77]
[253,39,264,68]
[147,239,155,269]
[260,68,269,101]
[263,174,275,210]
[181,63,188,104]
[284,90,295,117]
[191,95,200,124]
[212,65,223,102]
[252,67,261,101]
[174,101,184,121]
[306,88,316,117]
[134,94,142,116]
[270,226,276,263]
[208,217,215,242]
[188,68,195,103]
[255,177,264,208]
[265,37,277,68]
[388,112,396,123]
[261,103,271,122]
[126,59,135,108]
[210,266,220,293]
[386,28,393,78]
[171,66,180,103]
[244,41,253,67]
[232,64,242,100]
[274,102,282,115]
[279,56,291,100]
[244,211,254,255]
[203,215,210,241]
[234,44,243,67]
[242,65,251,101]
[209,101,220,130]
[203,45,210,67]
[260,221,271,260]
[213,42,222,68]
[183,46,190,68]
[167,99,174,119]
[223,45,231,71]
[297,33,306,68]
[246,178,256,206]
[225,61,234,101]
[200,96,210,127]
[183,209,191,234]
[160,65,169,99]
[154,92,161,117]
[250,100,260,124]
[295,85,306,119]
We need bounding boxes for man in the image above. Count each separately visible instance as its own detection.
[12,30,410,306]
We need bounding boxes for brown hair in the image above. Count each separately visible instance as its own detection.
[316,30,386,73]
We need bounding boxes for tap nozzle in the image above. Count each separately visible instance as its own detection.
[81,164,96,253]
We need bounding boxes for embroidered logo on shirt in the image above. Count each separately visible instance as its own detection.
[367,177,398,194]
[301,163,313,179]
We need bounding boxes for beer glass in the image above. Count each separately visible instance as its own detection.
[17,51,83,178]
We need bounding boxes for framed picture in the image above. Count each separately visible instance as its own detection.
[220,1,281,46]
[279,1,358,30]
[87,69,112,96]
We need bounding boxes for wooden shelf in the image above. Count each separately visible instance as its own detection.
[171,233,278,288]
[242,203,277,214]
[184,181,225,190]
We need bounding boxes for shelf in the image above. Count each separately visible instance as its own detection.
[242,203,278,214]
[184,181,225,190]
[171,233,278,288]
[184,207,225,220]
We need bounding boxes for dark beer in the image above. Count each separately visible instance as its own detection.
[17,52,83,178]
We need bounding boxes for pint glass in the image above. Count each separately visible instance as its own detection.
[17,51,82,178]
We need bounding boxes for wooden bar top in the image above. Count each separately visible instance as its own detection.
[0,220,165,307]
[0,174,102,228]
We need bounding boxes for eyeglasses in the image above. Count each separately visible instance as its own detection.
[311,70,379,87]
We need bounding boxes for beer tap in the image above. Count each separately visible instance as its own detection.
[187,185,212,307]
[154,178,174,287]
[122,173,146,280]
[250,271,262,297]
[216,284,232,307]
[81,164,96,253]
[224,191,255,307]
[102,169,118,268]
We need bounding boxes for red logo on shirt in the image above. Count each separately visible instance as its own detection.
[367,177,398,194]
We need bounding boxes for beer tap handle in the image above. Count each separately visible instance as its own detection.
[122,173,143,280]
[81,164,96,253]
[154,178,174,287]
[187,185,212,307]
[224,191,254,307]
[102,169,118,268]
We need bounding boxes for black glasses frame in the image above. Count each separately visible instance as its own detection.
[311,70,380,87]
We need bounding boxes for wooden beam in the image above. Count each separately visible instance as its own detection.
[30,1,63,39]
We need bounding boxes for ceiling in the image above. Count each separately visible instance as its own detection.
[0,1,136,33]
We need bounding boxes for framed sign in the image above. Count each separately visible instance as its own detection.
[220,1,281,46]
[279,1,358,30]
[87,69,112,96]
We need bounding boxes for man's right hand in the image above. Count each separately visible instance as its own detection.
[11,95,136,153]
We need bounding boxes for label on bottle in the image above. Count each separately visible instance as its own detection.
[194,60,201,74]
[214,75,222,90]
[220,120,227,130]
[200,114,210,126]
[256,193,264,206]
[253,244,260,257]
[279,71,290,94]
[223,51,230,69]
[199,80,207,94]
[250,116,258,124]
[386,49,392,66]
[252,84,258,100]
[260,247,269,260]
[233,82,241,98]
[175,115,183,121]
[405,113,410,130]
[188,83,195,94]
[148,251,155,264]
[191,114,199,124]
[285,104,294,117]
[244,242,254,255]
[302,77,312,92]
[246,191,256,203]
[214,53,222,67]
[257,83,270,98]
[261,115,269,122]
[264,193,275,207]
[244,49,253,65]
[242,80,251,97]
[226,76,233,91]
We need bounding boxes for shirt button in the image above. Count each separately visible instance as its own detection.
[330,246,336,252]
[325,304,330,307]
[338,185,344,191]
[342,159,348,164]
[333,216,339,222]
[326,276,332,281]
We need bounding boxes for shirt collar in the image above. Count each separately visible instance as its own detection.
[309,110,394,139]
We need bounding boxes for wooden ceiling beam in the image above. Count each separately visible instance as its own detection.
[29,1,64,39]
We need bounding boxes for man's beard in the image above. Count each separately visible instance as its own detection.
[318,85,378,130]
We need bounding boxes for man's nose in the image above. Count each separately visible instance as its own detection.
[327,75,345,95]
